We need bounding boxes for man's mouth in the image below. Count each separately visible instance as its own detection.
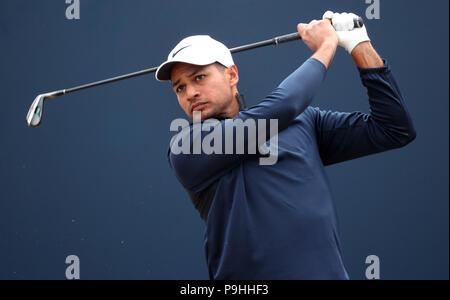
[191,102,208,113]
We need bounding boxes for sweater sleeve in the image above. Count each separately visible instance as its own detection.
[168,58,327,192]
[313,60,417,166]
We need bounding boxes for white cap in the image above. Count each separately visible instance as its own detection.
[155,35,235,81]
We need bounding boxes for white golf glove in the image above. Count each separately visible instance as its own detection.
[323,11,370,54]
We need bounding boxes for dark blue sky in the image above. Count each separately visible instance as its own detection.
[0,0,448,279]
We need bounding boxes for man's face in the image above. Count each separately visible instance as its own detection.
[170,63,239,120]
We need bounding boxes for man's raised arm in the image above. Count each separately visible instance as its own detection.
[313,12,416,166]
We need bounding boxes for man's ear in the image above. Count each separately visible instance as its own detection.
[226,65,239,87]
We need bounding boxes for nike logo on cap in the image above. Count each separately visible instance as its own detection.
[172,45,192,58]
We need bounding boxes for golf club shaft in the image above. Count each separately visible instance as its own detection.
[52,32,302,97]
[229,32,301,53]
[62,67,159,95]
[42,16,364,97]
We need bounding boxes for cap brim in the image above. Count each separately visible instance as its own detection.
[155,61,181,82]
[155,57,218,82]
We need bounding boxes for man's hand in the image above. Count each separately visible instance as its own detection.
[297,19,339,69]
[297,19,338,53]
[323,11,371,54]
[323,11,384,68]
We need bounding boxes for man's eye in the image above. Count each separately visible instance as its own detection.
[196,75,206,81]
[176,85,185,93]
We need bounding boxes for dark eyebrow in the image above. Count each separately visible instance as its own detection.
[172,67,205,88]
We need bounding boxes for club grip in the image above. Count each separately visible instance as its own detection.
[353,16,364,28]
[274,32,302,44]
[274,16,364,45]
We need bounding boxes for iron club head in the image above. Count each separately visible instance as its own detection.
[26,94,46,127]
[26,91,63,127]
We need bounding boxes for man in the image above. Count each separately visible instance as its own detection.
[156,11,416,279]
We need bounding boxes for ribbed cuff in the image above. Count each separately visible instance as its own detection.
[358,59,389,75]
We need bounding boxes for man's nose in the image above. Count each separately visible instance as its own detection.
[186,84,200,101]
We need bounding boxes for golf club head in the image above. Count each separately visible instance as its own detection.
[26,91,62,127]
[26,94,46,127]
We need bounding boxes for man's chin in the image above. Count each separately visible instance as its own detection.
[190,109,228,121]
[191,110,209,121]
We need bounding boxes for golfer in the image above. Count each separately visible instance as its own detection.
[156,11,416,280]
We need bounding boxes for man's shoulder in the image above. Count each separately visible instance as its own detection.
[294,106,321,122]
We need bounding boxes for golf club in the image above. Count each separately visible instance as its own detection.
[26,17,364,128]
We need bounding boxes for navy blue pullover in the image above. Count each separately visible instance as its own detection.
[168,58,416,280]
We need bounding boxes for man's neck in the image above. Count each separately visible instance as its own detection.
[214,93,245,120]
